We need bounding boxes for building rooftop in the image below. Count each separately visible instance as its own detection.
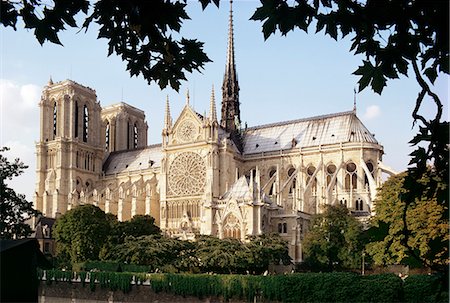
[242,111,378,154]
[103,144,162,175]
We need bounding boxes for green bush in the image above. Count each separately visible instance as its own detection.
[404,275,449,303]
[38,270,446,302]
[121,263,150,273]
[84,261,121,272]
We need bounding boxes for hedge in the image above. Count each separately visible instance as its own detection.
[38,270,446,302]
[403,274,449,303]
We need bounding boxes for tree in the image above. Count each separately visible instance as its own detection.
[53,204,110,264]
[0,147,39,239]
[2,0,219,91]
[110,235,194,272]
[246,233,292,274]
[303,204,363,271]
[250,0,449,273]
[365,171,449,270]
[119,215,161,241]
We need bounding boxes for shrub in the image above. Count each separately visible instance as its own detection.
[404,275,449,303]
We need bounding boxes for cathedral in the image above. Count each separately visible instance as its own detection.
[33,2,396,262]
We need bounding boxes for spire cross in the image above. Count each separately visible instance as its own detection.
[353,87,357,112]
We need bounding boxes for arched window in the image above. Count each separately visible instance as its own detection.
[283,222,288,233]
[345,162,357,191]
[223,214,241,239]
[340,198,348,207]
[53,102,57,138]
[133,123,138,149]
[364,162,374,188]
[127,121,131,150]
[326,164,337,188]
[269,167,276,178]
[287,167,295,177]
[74,101,79,138]
[83,105,89,142]
[105,122,110,151]
[356,198,364,211]
[307,165,317,195]
[289,179,296,194]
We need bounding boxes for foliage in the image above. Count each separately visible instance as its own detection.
[366,171,449,270]
[195,235,252,274]
[0,147,39,239]
[403,275,449,303]
[250,0,448,94]
[246,233,291,273]
[108,234,193,272]
[303,204,363,271]
[41,270,445,302]
[2,0,220,91]
[116,215,161,244]
[104,233,290,274]
[53,204,111,264]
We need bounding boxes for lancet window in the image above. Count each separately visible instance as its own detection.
[83,105,89,142]
[326,164,337,191]
[133,123,138,149]
[105,122,110,151]
[344,162,357,191]
[306,165,317,195]
[223,214,241,239]
[53,102,57,138]
[355,198,364,211]
[74,101,79,138]
[364,162,374,189]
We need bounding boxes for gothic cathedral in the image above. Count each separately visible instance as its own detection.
[34,2,396,262]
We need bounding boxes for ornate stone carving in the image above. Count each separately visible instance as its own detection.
[168,152,206,196]
[176,119,198,143]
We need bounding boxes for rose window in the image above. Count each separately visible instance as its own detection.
[177,120,198,143]
[168,152,206,196]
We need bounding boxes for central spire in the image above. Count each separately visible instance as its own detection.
[221,0,240,133]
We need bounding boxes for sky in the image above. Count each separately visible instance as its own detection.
[1,0,448,201]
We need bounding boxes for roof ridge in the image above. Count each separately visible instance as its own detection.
[107,144,162,156]
[245,110,355,131]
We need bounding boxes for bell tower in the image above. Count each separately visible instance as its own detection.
[34,79,103,218]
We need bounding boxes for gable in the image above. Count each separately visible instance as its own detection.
[171,105,206,145]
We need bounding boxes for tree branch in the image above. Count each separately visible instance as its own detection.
[411,59,443,123]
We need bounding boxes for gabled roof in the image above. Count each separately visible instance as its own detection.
[103,144,162,175]
[221,175,272,204]
[242,111,378,154]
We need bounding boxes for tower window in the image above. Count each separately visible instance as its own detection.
[127,121,131,150]
[133,123,138,149]
[105,122,110,151]
[83,105,89,142]
[74,101,79,138]
[53,102,57,138]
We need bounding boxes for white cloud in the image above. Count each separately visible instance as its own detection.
[2,140,36,201]
[0,79,41,145]
[363,105,381,120]
[0,79,41,202]
[21,84,41,109]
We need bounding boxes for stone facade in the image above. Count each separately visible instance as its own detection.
[33,1,396,262]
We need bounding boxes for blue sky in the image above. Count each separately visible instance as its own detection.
[1,1,448,201]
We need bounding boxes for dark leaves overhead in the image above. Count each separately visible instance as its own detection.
[2,0,220,91]
[251,0,449,95]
